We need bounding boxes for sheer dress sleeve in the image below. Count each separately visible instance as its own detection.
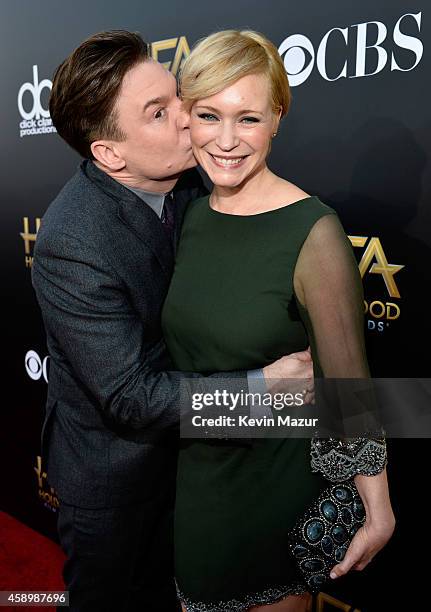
[294,212,387,482]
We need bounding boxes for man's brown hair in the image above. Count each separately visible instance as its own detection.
[49,30,149,158]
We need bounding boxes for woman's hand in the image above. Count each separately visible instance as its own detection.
[330,498,395,579]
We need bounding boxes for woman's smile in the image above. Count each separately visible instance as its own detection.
[207,153,249,168]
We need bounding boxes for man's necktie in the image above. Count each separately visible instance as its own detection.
[161,191,175,243]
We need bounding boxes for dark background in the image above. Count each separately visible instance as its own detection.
[1,2,429,609]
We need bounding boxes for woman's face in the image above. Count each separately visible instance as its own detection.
[189,73,280,189]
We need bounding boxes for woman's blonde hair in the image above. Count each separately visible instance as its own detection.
[180,29,291,117]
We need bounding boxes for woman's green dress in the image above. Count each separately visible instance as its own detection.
[161,194,355,611]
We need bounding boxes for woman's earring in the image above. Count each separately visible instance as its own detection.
[272,132,277,138]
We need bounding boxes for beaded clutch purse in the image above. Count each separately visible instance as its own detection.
[287,481,366,594]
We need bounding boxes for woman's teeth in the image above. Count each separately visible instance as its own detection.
[212,155,244,166]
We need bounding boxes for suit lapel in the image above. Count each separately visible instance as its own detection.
[173,194,189,253]
[83,160,173,279]
[117,198,173,278]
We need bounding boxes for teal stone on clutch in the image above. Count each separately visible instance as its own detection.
[340,507,353,525]
[331,524,348,545]
[301,558,326,573]
[350,523,361,538]
[309,574,326,590]
[321,535,334,556]
[335,545,348,562]
[352,499,365,520]
[332,485,353,504]
[320,500,338,522]
[305,519,324,543]
[293,544,309,559]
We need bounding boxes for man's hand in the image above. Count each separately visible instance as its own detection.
[263,347,314,401]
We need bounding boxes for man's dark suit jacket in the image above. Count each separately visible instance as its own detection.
[32,160,244,509]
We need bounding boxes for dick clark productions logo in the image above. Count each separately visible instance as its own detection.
[17,65,56,138]
[279,11,423,86]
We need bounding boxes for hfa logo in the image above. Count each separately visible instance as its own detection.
[151,36,190,76]
[17,65,56,138]
[317,591,361,611]
[279,12,423,86]
[349,235,404,332]
[34,456,59,512]
[20,216,41,268]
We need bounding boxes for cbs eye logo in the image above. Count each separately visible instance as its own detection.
[279,34,315,86]
[25,350,49,383]
[278,11,423,86]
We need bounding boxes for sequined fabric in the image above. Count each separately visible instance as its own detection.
[310,437,387,483]
[177,581,308,612]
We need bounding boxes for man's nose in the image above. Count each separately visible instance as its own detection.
[216,122,239,151]
[177,101,190,130]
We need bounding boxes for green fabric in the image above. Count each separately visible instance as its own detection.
[161,195,337,604]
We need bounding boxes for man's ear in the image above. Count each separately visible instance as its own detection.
[90,140,126,172]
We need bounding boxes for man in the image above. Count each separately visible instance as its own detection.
[32,31,314,611]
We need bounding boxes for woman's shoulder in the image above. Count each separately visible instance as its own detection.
[272,179,337,217]
[283,193,338,223]
[306,195,338,218]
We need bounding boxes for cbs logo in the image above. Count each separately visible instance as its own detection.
[25,350,49,383]
[17,65,52,121]
[279,11,423,86]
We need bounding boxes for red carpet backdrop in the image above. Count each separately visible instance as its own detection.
[1,1,429,610]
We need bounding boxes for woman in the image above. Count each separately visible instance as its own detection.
[161,30,395,612]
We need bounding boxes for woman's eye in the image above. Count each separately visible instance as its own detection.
[197,113,218,121]
[154,108,166,119]
[241,116,259,124]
